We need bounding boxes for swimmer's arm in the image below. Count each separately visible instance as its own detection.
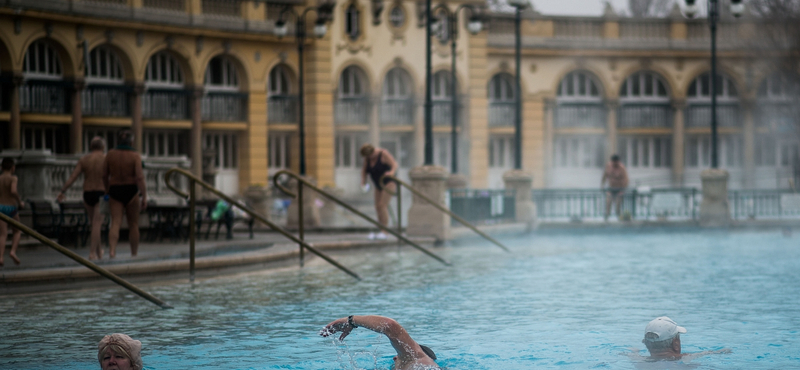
[10,176,23,207]
[102,157,110,192]
[58,161,84,201]
[361,157,367,186]
[621,165,629,188]
[322,316,421,361]
[681,348,732,361]
[383,149,399,177]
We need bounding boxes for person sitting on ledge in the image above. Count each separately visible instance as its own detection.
[98,333,143,370]
[320,315,439,370]
[628,316,731,361]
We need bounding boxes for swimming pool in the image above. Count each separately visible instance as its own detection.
[1,229,799,369]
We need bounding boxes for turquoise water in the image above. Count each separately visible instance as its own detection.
[1,229,799,369]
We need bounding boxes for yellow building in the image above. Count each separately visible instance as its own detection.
[1,0,798,200]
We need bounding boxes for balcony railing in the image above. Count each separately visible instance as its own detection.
[201,92,247,122]
[143,0,185,11]
[20,80,70,114]
[380,99,414,125]
[432,100,456,126]
[268,95,298,123]
[489,101,515,127]
[335,97,371,125]
[142,89,190,120]
[619,21,670,39]
[202,0,241,18]
[685,103,741,128]
[82,84,131,117]
[755,102,799,130]
[553,19,604,39]
[618,103,672,128]
[554,103,606,128]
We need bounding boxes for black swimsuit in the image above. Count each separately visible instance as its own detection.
[108,184,139,205]
[366,152,392,190]
[83,191,105,207]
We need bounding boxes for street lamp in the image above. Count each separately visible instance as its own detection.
[507,0,528,170]
[684,0,744,169]
[432,4,484,174]
[275,2,335,176]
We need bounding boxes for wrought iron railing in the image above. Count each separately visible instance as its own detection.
[201,91,247,121]
[449,189,516,225]
[554,103,606,128]
[142,88,190,120]
[20,80,70,114]
[335,97,371,125]
[268,95,298,123]
[380,99,414,125]
[82,84,131,117]
[729,189,800,220]
[533,188,700,221]
[618,103,672,128]
[489,101,515,127]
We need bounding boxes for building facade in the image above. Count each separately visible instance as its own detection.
[1,0,798,200]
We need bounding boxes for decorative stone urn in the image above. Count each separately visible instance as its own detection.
[699,169,730,227]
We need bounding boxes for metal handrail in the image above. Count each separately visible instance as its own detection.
[380,174,510,252]
[164,168,361,280]
[272,170,451,266]
[0,212,173,309]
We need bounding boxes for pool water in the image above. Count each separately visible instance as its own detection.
[1,229,799,369]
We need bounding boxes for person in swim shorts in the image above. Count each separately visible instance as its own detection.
[58,136,107,260]
[0,158,24,266]
[360,144,398,240]
[601,154,629,221]
[321,315,439,370]
[627,316,731,361]
[97,333,143,370]
[102,130,147,258]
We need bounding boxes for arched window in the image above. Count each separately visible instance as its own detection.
[381,67,413,125]
[23,40,62,78]
[754,71,800,169]
[269,65,292,96]
[86,46,124,82]
[618,71,671,129]
[619,71,668,99]
[758,71,800,100]
[335,66,369,125]
[339,66,367,97]
[145,51,184,87]
[685,72,740,128]
[268,65,296,123]
[204,56,239,90]
[557,71,601,99]
[432,70,453,100]
[488,73,515,127]
[686,72,738,100]
[345,4,360,40]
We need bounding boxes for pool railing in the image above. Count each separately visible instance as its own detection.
[164,167,362,281]
[0,211,174,309]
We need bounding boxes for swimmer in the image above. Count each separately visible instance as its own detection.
[0,158,24,266]
[626,317,731,362]
[320,315,439,370]
[102,130,147,258]
[97,333,143,370]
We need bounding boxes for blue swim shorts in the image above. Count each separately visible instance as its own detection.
[0,204,18,217]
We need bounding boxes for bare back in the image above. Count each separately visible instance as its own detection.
[80,151,106,191]
[603,162,629,189]
[104,149,143,187]
[0,173,19,206]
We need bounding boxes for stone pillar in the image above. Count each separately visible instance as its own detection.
[699,169,730,227]
[9,74,22,149]
[286,176,321,228]
[605,99,618,159]
[406,165,450,240]
[303,33,335,187]
[131,83,144,152]
[672,99,686,186]
[369,96,380,147]
[543,98,555,187]
[503,169,535,227]
[190,87,204,180]
[467,28,489,188]
[70,79,85,154]
[742,99,755,188]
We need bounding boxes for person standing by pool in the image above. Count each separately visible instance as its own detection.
[321,315,439,370]
[360,144,398,240]
[631,316,730,361]
[57,136,107,260]
[103,130,147,258]
[601,154,629,221]
[0,158,24,266]
[98,333,142,370]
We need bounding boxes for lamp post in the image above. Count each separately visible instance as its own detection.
[432,5,483,174]
[275,2,335,176]
[508,0,528,170]
[423,0,434,165]
[684,0,744,169]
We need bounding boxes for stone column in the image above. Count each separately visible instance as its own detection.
[131,83,144,152]
[286,176,321,228]
[742,99,755,188]
[369,96,380,147]
[672,99,686,186]
[70,79,85,154]
[406,165,450,240]
[467,28,489,188]
[9,74,22,149]
[543,98,555,187]
[699,169,730,227]
[190,87,204,181]
[503,169,535,227]
[605,99,618,159]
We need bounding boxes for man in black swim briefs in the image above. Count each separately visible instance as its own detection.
[601,154,629,221]
[103,130,147,258]
[59,136,108,260]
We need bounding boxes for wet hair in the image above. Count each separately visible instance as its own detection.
[420,344,436,360]
[90,136,106,151]
[1,158,14,170]
[611,154,620,162]
[98,333,142,370]
[359,143,375,157]
[117,130,134,147]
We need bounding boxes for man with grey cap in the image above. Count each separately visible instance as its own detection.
[640,316,730,360]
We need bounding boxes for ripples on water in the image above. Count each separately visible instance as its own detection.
[1,230,799,369]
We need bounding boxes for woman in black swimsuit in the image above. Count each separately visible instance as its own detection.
[360,144,398,239]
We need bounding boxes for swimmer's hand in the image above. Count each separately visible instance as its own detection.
[319,318,354,341]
